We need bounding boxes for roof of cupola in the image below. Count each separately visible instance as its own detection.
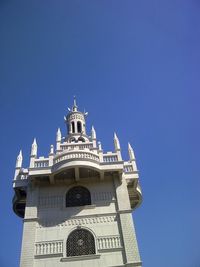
[72,96,78,112]
[66,97,87,115]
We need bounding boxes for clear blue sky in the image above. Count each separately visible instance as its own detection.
[0,1,200,267]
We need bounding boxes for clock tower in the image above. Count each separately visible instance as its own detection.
[13,100,142,267]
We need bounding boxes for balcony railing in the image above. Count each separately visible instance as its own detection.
[35,240,63,256]
[34,160,49,168]
[60,143,93,151]
[103,155,118,163]
[97,236,122,250]
[124,165,134,173]
[54,151,99,164]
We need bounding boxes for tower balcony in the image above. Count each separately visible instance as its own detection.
[13,149,142,217]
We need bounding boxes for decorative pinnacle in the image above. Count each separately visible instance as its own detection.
[31,138,37,157]
[91,126,96,139]
[114,132,120,150]
[19,150,22,157]
[56,128,61,142]
[128,142,135,161]
[16,150,23,168]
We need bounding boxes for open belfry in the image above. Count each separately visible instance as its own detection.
[13,99,142,267]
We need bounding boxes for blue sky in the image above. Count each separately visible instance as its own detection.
[0,1,200,266]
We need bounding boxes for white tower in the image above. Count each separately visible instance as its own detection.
[13,100,142,267]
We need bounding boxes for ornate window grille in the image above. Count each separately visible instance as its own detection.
[66,186,91,207]
[67,229,95,257]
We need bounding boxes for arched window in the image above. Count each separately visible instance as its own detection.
[77,121,82,133]
[66,186,91,207]
[67,229,95,257]
[71,121,75,133]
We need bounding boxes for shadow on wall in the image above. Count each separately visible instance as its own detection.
[36,179,117,228]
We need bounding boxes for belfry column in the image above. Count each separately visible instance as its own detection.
[20,184,38,267]
[114,173,142,266]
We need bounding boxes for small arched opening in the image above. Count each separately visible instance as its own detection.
[77,121,82,133]
[71,121,75,133]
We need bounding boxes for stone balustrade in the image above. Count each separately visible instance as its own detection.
[124,165,134,173]
[35,240,63,256]
[54,151,99,164]
[97,236,122,250]
[34,160,49,168]
[60,143,93,151]
[103,155,118,163]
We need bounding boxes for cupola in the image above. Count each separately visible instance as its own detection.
[64,97,88,143]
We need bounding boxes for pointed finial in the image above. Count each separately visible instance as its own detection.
[16,150,23,168]
[73,95,76,106]
[72,95,78,111]
[91,126,96,139]
[56,128,61,142]
[31,138,37,157]
[114,132,120,150]
[128,142,135,161]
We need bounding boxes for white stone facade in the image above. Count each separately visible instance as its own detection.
[13,100,142,267]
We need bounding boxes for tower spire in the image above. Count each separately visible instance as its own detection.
[114,132,120,151]
[91,126,96,140]
[31,138,37,157]
[56,128,61,142]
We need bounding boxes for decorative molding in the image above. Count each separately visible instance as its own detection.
[68,113,84,121]
[35,240,63,257]
[61,254,101,262]
[38,215,116,228]
[54,151,99,165]
[97,235,122,250]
